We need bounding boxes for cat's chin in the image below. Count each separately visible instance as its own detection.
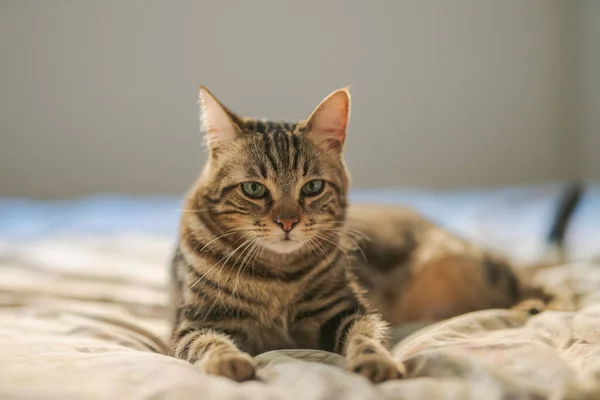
[264,240,304,254]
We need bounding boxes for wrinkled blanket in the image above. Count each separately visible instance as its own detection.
[1,235,600,400]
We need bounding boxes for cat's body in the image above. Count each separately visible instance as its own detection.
[170,87,403,382]
[346,204,529,324]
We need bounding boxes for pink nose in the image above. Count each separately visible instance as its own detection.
[275,216,299,232]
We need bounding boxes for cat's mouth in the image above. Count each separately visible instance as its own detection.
[264,235,303,254]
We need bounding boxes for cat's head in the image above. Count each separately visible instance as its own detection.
[193,87,351,255]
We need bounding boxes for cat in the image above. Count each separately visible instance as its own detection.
[170,86,405,383]
[169,85,561,383]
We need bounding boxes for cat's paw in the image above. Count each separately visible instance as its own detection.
[197,351,256,382]
[512,298,547,315]
[347,354,405,383]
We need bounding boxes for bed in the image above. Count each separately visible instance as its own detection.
[1,184,599,399]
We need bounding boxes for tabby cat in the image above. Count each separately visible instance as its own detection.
[170,87,405,382]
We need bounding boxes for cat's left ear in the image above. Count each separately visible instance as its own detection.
[304,87,350,152]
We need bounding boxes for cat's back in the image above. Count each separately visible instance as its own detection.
[346,203,521,324]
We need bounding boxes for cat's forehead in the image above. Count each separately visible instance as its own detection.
[239,118,304,135]
[231,124,326,182]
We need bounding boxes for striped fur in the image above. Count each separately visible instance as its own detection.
[170,87,403,382]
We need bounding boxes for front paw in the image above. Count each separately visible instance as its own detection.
[197,351,256,382]
[347,354,405,383]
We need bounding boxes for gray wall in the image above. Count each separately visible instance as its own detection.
[575,0,600,180]
[0,0,592,198]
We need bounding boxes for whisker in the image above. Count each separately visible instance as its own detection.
[302,237,317,258]
[189,236,253,289]
[220,238,255,274]
[228,238,257,297]
[321,227,367,239]
[328,223,370,240]
[176,208,214,213]
[303,237,318,258]
[230,236,258,272]
[232,238,262,296]
[312,232,351,262]
[197,229,252,252]
[307,236,329,259]
[201,237,257,319]
[321,228,367,261]
[250,239,264,272]
[319,227,368,254]
[245,238,264,278]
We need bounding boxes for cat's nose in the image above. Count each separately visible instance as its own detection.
[275,215,299,232]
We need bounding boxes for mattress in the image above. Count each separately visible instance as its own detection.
[1,185,599,399]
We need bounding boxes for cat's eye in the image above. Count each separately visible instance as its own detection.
[301,180,324,196]
[241,182,267,199]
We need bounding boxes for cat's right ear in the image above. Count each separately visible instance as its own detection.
[198,86,242,152]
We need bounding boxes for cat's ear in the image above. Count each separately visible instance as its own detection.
[304,87,350,152]
[198,86,242,151]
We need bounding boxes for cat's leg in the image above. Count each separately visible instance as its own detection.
[339,313,405,383]
[172,325,255,382]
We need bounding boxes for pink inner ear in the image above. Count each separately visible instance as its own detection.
[320,115,347,137]
[199,91,239,145]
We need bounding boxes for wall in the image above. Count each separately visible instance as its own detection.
[0,0,577,198]
[575,0,600,181]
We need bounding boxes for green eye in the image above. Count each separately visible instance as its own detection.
[301,179,324,196]
[241,182,267,199]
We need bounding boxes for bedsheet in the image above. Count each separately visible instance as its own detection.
[1,235,599,399]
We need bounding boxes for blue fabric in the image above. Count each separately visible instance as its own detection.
[0,195,183,241]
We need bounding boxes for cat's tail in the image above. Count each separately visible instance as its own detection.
[543,181,585,264]
[514,181,586,315]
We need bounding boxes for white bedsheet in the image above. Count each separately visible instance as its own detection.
[1,235,599,399]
